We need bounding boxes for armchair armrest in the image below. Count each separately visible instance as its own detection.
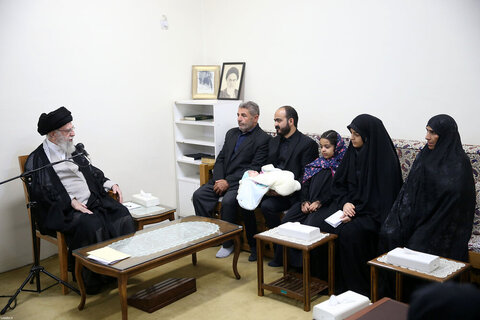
[108,190,120,202]
[199,163,214,186]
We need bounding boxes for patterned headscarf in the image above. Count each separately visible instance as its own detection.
[302,132,346,183]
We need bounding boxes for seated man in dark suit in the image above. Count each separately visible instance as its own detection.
[192,101,270,260]
[25,106,136,293]
[262,106,318,227]
[241,106,319,263]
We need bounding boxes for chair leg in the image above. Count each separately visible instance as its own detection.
[56,232,69,295]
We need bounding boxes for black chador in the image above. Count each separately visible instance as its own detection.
[381,114,475,262]
[318,114,403,296]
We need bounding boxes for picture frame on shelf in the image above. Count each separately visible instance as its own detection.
[191,65,220,99]
[218,62,245,100]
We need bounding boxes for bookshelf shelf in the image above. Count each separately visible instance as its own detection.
[173,100,241,217]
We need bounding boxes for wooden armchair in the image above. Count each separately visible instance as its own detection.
[18,155,70,294]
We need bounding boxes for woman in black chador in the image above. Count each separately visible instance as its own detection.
[381,114,475,262]
[319,114,402,296]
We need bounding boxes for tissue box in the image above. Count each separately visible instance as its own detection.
[277,222,321,241]
[313,290,370,320]
[386,247,440,273]
[132,193,160,207]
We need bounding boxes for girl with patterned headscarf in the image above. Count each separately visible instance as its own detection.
[268,130,346,267]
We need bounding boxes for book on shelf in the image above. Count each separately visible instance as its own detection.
[183,114,213,121]
[184,153,214,160]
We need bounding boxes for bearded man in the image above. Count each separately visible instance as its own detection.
[25,106,135,293]
[261,106,319,233]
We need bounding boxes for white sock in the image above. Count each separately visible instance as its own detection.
[216,246,234,258]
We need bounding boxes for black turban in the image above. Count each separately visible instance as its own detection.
[37,106,73,135]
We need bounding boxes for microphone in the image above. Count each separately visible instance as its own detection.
[75,143,89,157]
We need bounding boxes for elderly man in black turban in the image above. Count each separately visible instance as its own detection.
[25,106,135,294]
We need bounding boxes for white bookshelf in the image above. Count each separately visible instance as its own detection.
[173,100,241,217]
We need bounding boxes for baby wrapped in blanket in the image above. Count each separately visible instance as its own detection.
[237,164,301,210]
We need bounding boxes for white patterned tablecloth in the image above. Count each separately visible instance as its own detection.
[109,221,219,257]
[259,227,329,246]
[377,254,465,278]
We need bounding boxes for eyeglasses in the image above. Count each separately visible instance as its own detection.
[58,126,75,134]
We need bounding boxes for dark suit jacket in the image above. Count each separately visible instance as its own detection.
[267,130,319,182]
[212,124,270,188]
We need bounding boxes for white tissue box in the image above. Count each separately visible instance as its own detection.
[277,222,321,241]
[132,193,160,207]
[313,290,371,320]
[386,247,440,273]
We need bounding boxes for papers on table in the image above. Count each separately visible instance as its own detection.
[324,210,344,228]
[87,246,131,265]
[123,201,142,210]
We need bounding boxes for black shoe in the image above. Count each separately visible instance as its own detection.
[268,260,282,267]
[248,247,257,262]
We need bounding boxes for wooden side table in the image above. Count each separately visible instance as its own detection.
[345,297,408,320]
[129,204,176,230]
[255,231,337,311]
[368,254,471,302]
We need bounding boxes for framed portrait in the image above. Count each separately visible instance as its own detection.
[218,62,245,100]
[192,65,220,99]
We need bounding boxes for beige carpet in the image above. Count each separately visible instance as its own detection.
[0,248,329,319]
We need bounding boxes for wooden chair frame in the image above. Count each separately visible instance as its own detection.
[18,155,69,295]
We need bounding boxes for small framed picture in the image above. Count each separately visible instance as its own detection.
[192,65,220,99]
[218,62,245,100]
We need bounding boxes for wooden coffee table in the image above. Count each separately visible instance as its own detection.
[73,216,242,320]
[345,297,408,320]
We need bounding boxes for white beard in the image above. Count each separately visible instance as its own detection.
[55,132,76,154]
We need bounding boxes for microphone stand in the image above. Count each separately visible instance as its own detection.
[0,155,84,315]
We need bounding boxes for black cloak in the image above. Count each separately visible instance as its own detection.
[321,114,403,296]
[333,114,403,229]
[380,114,475,261]
[25,144,136,255]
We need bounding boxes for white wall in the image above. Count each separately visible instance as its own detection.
[202,0,480,143]
[1,0,480,272]
[0,0,205,272]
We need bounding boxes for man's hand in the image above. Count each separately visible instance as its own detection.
[111,184,123,203]
[213,179,229,195]
[71,198,93,214]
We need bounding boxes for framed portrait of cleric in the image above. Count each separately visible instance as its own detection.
[217,62,245,100]
[192,65,220,99]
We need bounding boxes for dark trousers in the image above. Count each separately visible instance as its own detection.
[260,195,297,229]
[193,182,256,248]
